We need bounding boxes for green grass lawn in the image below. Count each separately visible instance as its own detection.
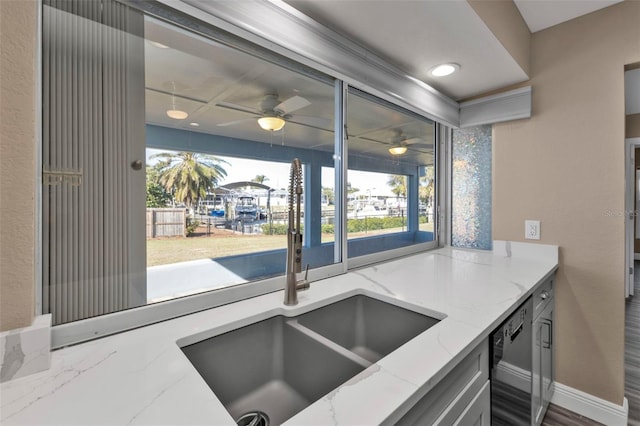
[147,221,435,267]
[147,229,286,266]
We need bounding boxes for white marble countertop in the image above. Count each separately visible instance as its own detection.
[0,242,558,425]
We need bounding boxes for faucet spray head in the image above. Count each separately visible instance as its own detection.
[284,158,308,305]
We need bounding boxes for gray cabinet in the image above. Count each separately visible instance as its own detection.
[396,341,490,425]
[454,381,490,426]
[397,274,554,426]
[532,276,554,425]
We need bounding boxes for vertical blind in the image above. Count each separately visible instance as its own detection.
[42,0,146,325]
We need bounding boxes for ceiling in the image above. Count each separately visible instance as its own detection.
[514,0,623,33]
[145,17,434,166]
[284,0,623,100]
[144,0,621,165]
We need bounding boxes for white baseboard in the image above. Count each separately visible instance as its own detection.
[551,382,628,426]
[494,360,531,393]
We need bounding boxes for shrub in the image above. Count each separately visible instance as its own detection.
[271,215,425,236]
[321,224,334,234]
[186,218,200,236]
[346,216,407,233]
[261,223,306,235]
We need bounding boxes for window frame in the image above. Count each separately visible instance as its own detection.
[344,87,439,268]
[42,0,449,347]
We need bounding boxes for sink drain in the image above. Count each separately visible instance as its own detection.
[236,411,269,426]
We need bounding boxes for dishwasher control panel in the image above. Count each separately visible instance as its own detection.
[504,305,528,342]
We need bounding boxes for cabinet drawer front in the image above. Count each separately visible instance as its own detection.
[396,341,488,425]
[453,381,490,426]
[533,274,554,318]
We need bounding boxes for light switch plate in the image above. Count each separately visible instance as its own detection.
[525,220,541,240]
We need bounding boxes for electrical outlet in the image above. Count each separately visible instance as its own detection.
[525,220,541,240]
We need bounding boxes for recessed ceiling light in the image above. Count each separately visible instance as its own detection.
[166,109,188,120]
[149,41,169,49]
[189,122,199,127]
[430,63,460,77]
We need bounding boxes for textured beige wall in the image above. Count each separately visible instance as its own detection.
[0,0,37,331]
[467,0,530,77]
[493,1,640,405]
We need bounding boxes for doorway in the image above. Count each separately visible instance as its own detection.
[625,138,640,298]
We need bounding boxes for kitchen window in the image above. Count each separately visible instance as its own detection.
[346,89,437,263]
[41,0,441,344]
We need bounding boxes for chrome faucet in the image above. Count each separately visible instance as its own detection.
[284,158,309,306]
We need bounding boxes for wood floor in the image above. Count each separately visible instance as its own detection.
[538,266,640,426]
[626,262,640,426]
[542,403,604,426]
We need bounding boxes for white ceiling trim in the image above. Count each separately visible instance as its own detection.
[460,86,532,128]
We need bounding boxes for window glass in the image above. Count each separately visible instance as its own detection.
[146,155,305,302]
[346,89,436,259]
[321,167,336,243]
[41,0,440,330]
[144,16,337,299]
[451,125,492,250]
[42,2,336,324]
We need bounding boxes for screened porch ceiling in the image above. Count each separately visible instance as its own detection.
[143,16,435,167]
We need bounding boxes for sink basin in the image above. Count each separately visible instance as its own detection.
[180,295,441,425]
[297,295,441,363]
[181,316,366,425]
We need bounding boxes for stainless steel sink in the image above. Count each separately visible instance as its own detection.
[180,295,441,425]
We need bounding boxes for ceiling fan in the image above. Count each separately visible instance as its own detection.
[387,129,433,155]
[216,93,331,131]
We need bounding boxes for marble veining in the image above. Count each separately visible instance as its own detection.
[126,374,188,425]
[1,335,26,382]
[1,349,117,423]
[0,315,51,384]
[433,250,495,267]
[0,243,558,425]
[436,329,454,357]
[352,271,396,295]
[509,279,528,293]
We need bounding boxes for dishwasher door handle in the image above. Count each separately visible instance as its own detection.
[510,322,524,342]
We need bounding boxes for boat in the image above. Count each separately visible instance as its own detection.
[235,195,259,221]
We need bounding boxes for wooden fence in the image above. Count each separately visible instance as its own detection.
[146,208,186,238]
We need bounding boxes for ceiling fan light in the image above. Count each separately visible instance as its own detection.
[389,145,408,155]
[167,109,188,120]
[258,116,285,132]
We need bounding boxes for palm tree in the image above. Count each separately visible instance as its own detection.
[419,166,435,206]
[151,151,229,210]
[347,182,359,195]
[252,174,269,184]
[387,175,407,197]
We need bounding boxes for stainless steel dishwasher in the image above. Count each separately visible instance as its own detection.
[490,296,534,425]
[490,275,555,426]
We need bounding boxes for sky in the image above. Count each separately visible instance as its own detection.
[146,148,395,195]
